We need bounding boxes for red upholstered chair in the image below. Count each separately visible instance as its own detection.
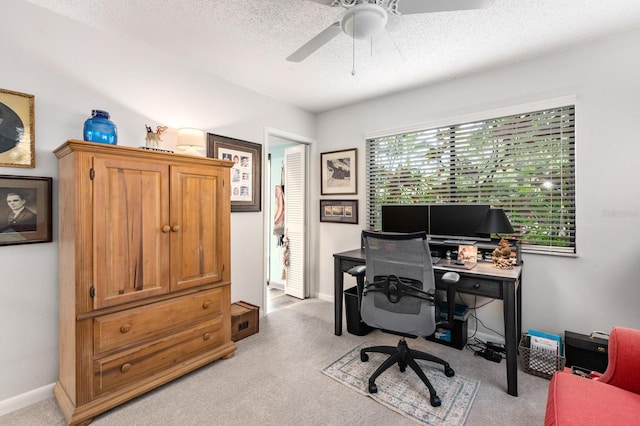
[544,326,640,425]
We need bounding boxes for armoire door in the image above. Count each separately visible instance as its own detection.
[170,164,230,291]
[92,156,170,309]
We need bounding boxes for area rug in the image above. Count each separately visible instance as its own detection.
[322,343,480,426]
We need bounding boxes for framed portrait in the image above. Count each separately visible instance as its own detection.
[0,89,35,168]
[0,175,52,246]
[321,148,356,195]
[207,133,262,212]
[320,199,358,224]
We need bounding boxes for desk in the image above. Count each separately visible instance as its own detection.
[333,248,522,397]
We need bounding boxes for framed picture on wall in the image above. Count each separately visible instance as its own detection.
[320,199,358,224]
[0,88,35,168]
[207,133,262,212]
[320,148,357,195]
[0,175,52,246]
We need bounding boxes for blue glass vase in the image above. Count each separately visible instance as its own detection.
[83,110,117,145]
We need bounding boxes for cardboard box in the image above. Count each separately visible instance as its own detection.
[231,301,259,342]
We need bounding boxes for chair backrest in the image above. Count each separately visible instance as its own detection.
[360,231,437,337]
[597,326,640,394]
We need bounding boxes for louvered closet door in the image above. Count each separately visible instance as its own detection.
[284,144,307,299]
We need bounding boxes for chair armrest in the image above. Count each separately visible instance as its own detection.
[438,272,460,330]
[596,326,640,394]
[347,265,366,277]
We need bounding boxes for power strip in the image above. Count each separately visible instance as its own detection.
[486,341,505,353]
[475,348,502,363]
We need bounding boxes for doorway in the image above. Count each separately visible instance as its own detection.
[264,129,312,313]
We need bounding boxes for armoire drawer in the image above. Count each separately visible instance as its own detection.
[94,317,224,396]
[94,289,223,354]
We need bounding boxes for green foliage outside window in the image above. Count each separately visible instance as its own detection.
[366,106,575,254]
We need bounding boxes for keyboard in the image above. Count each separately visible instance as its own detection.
[443,239,477,245]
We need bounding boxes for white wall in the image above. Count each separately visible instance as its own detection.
[0,0,315,406]
[314,26,640,340]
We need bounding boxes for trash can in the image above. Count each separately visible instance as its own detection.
[344,286,372,336]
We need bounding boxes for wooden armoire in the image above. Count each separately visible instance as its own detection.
[54,140,235,425]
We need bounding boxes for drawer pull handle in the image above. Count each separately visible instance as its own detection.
[203,301,212,309]
[171,225,181,232]
[161,225,171,233]
[473,283,480,289]
[120,324,132,333]
[203,333,211,341]
[121,363,131,373]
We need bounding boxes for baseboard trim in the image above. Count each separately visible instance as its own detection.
[0,383,55,417]
[267,281,284,291]
[315,292,333,303]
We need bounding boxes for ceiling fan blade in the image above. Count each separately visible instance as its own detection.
[306,0,338,5]
[287,22,342,62]
[397,0,493,15]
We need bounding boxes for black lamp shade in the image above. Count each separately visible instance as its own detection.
[477,208,514,235]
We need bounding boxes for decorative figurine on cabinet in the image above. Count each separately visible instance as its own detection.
[145,125,168,149]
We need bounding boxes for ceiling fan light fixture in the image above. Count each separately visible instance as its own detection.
[340,4,388,39]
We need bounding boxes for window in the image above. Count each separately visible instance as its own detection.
[366,105,576,255]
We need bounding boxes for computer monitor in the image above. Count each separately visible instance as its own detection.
[428,204,491,241]
[381,205,430,234]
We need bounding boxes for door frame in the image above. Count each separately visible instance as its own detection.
[263,127,313,311]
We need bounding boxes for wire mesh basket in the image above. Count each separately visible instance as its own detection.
[518,333,566,379]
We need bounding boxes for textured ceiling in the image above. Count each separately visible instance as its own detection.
[23,0,640,113]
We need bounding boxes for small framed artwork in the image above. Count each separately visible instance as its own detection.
[320,199,358,224]
[0,175,52,246]
[207,133,262,212]
[321,148,357,195]
[0,89,35,168]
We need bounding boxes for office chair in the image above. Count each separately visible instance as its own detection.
[348,231,460,407]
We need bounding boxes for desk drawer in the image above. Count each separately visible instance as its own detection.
[457,277,501,298]
[340,260,364,273]
[436,273,501,299]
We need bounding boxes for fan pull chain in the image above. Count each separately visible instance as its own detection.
[352,12,356,76]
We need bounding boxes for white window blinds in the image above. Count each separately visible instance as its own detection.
[366,105,576,255]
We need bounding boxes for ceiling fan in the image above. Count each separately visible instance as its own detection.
[287,0,493,62]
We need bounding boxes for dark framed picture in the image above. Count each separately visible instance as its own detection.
[0,88,35,168]
[320,199,358,224]
[0,175,52,246]
[321,148,356,195]
[207,133,262,212]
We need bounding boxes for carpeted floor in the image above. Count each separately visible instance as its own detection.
[323,342,479,425]
[0,299,550,425]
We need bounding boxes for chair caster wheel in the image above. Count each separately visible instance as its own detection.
[361,352,369,362]
[368,382,378,394]
[399,361,406,372]
[430,395,441,407]
[445,367,455,377]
